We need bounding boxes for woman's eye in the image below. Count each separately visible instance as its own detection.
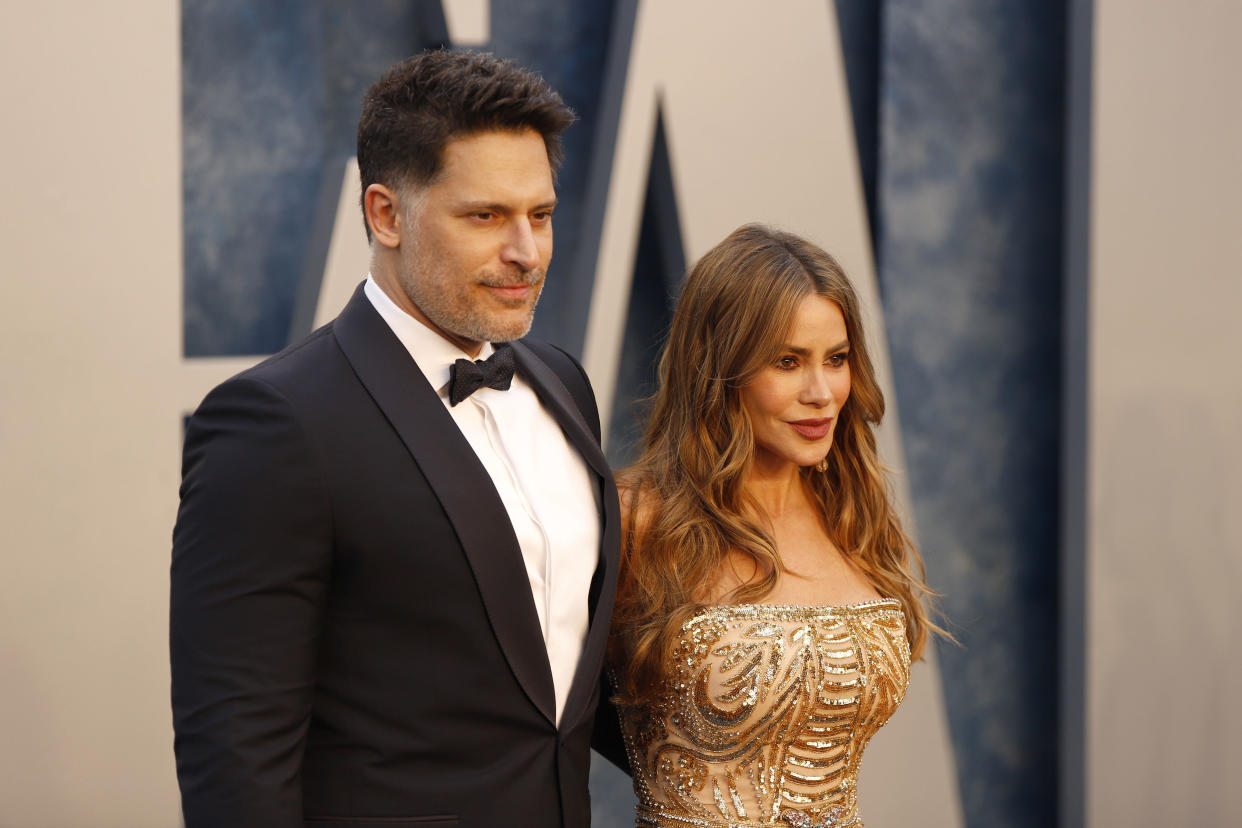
[827,352,850,367]
[776,357,798,370]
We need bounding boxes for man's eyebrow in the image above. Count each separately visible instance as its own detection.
[454,198,558,213]
[780,339,850,356]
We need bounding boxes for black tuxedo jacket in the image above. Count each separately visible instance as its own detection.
[171,284,621,828]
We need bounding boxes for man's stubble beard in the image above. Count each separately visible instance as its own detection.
[400,247,546,345]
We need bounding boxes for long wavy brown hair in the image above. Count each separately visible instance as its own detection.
[610,223,944,707]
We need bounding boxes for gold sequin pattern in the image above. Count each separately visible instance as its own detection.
[620,600,910,828]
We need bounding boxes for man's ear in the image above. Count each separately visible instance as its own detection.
[364,183,402,249]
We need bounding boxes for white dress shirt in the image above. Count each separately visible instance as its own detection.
[364,276,600,723]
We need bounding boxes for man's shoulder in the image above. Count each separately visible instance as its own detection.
[249,322,342,377]
[201,322,346,408]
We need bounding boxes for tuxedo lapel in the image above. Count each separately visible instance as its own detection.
[510,341,621,731]
[332,285,557,724]
[510,342,610,482]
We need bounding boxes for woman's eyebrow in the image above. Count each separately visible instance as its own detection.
[781,339,850,356]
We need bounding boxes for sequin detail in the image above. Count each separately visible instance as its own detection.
[621,601,910,828]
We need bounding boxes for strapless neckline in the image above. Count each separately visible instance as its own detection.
[686,598,900,620]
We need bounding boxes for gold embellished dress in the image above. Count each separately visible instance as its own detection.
[618,600,910,828]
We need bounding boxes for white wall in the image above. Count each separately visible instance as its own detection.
[0,3,184,825]
[1087,2,1242,825]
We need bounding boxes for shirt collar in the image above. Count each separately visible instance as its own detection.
[363,274,494,399]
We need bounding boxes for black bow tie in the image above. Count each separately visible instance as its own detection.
[448,343,516,406]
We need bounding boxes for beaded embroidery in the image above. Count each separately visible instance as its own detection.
[620,601,910,828]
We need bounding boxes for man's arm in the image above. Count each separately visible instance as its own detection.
[170,376,332,828]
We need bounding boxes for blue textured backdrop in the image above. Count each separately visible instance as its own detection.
[182,0,450,355]
[876,2,1065,825]
[181,0,615,356]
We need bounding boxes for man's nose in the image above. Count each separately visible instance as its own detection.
[501,219,541,271]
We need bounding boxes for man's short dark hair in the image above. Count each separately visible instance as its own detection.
[357,49,576,238]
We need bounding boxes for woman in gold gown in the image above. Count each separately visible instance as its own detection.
[608,225,943,828]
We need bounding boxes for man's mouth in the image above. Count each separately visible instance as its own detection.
[480,272,544,302]
[485,284,533,301]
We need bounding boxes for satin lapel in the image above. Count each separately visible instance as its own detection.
[333,285,556,724]
[509,342,610,481]
[510,341,621,730]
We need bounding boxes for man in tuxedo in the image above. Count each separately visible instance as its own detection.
[171,50,622,827]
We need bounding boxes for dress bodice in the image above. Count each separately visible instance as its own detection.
[619,600,910,828]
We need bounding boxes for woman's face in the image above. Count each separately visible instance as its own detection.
[740,294,852,476]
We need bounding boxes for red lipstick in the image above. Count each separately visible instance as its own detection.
[789,418,833,440]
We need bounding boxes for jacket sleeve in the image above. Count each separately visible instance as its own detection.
[170,375,332,828]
